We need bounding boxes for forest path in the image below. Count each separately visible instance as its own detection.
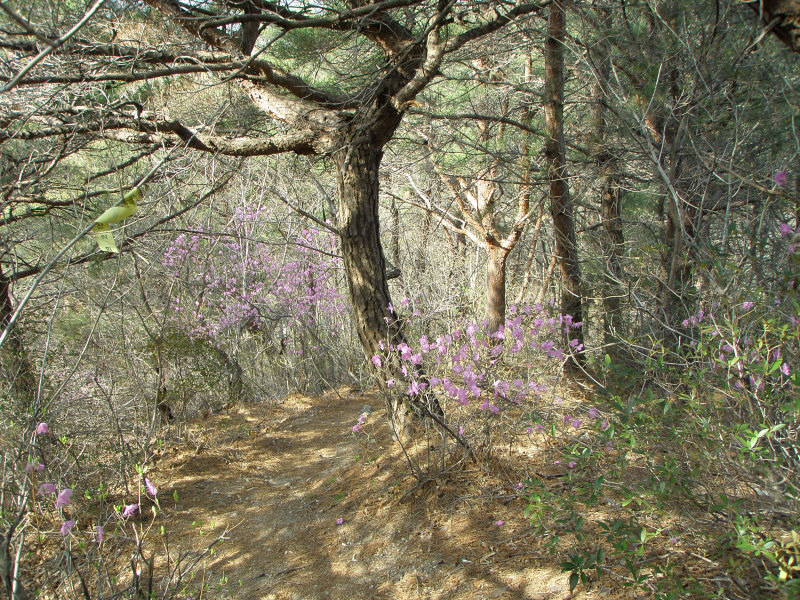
[153,389,579,600]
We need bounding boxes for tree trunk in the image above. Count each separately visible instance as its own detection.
[334,139,396,364]
[589,8,626,348]
[333,133,441,438]
[0,265,36,412]
[600,178,625,342]
[745,0,800,53]
[486,245,509,335]
[545,1,584,368]
[390,198,401,268]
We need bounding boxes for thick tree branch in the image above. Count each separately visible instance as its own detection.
[0,114,323,156]
[0,0,107,92]
[142,0,240,53]
[0,58,351,107]
[100,129,321,156]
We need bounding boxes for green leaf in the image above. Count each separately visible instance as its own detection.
[569,572,579,593]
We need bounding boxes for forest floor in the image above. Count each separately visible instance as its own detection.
[145,387,626,600]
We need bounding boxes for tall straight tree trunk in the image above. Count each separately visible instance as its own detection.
[333,131,442,438]
[590,6,626,349]
[600,178,624,340]
[544,1,584,368]
[486,245,509,335]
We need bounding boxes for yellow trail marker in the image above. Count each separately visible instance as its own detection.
[92,187,140,253]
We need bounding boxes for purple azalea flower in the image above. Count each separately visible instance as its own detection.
[36,422,48,435]
[774,170,789,186]
[145,478,158,497]
[39,483,57,494]
[60,520,75,536]
[121,503,139,518]
[336,518,344,525]
[56,488,73,508]
[96,525,104,543]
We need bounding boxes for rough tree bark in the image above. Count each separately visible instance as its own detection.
[544,0,584,368]
[486,245,509,336]
[334,127,442,438]
[744,0,800,53]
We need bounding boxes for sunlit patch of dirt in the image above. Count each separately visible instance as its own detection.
[146,388,594,599]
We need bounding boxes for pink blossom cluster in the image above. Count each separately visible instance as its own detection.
[371,302,583,417]
[162,220,345,348]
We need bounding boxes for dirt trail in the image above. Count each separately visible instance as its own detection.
[154,389,580,600]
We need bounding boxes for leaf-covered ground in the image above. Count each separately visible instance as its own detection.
[150,389,590,600]
[102,382,767,600]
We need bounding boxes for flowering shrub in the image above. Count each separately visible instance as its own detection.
[162,213,345,347]
[366,301,588,452]
[159,208,354,397]
[0,413,204,599]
